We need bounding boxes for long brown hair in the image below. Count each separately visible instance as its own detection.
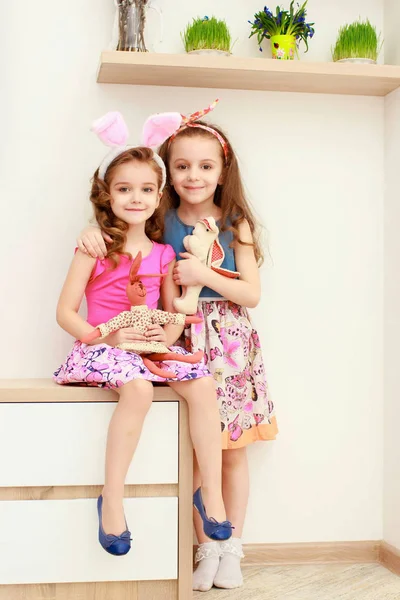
[158,121,264,265]
[90,147,164,267]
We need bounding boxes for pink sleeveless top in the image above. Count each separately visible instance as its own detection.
[85,242,175,326]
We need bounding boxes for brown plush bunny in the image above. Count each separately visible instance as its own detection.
[82,251,203,379]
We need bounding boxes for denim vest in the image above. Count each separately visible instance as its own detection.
[163,209,237,298]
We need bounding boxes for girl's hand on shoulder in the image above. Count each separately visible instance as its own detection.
[77,226,113,260]
[104,327,146,347]
[145,324,167,343]
[173,253,206,287]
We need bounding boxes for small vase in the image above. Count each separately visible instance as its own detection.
[270,35,296,60]
[116,1,145,52]
[115,0,163,52]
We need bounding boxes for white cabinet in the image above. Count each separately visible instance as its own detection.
[0,380,193,600]
[0,402,178,486]
[0,497,178,584]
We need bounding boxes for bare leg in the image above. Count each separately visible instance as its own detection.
[169,377,225,522]
[101,379,153,535]
[193,447,249,542]
[214,447,249,589]
[222,447,249,536]
[192,454,221,591]
[193,454,211,544]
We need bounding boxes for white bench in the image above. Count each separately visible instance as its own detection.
[0,379,193,600]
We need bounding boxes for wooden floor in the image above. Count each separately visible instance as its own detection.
[194,564,400,599]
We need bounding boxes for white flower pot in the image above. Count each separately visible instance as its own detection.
[188,49,231,57]
[336,58,376,64]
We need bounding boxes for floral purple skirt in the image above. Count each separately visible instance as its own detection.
[53,341,211,389]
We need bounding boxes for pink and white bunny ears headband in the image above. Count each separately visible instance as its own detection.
[92,111,169,189]
[91,99,227,188]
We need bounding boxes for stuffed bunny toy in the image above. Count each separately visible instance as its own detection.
[173,217,240,315]
[82,252,203,379]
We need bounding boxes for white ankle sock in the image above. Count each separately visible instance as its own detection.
[213,537,244,589]
[193,541,221,592]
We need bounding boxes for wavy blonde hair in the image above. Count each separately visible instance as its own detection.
[157,121,264,265]
[90,147,164,268]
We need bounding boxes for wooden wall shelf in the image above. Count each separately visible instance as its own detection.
[97,51,400,97]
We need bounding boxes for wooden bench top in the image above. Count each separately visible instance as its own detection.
[0,379,181,403]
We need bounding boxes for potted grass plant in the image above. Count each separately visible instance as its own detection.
[249,1,315,60]
[182,16,232,56]
[332,19,382,64]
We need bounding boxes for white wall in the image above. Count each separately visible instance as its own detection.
[384,0,400,64]
[247,91,384,542]
[384,88,400,550]
[384,0,400,550]
[384,0,400,552]
[2,0,384,544]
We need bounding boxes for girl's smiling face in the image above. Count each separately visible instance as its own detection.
[168,136,224,208]
[109,160,161,225]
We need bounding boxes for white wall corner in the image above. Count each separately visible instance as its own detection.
[384,87,400,549]
[384,0,400,64]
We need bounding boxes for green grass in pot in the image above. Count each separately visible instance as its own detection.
[182,16,232,53]
[332,19,382,62]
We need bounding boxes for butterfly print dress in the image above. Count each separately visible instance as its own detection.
[182,300,278,449]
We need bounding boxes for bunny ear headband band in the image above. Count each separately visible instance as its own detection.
[92,99,227,189]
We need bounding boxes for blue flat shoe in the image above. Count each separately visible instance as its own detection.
[97,495,132,556]
[193,487,233,541]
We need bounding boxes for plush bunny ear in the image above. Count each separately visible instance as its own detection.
[200,217,218,233]
[92,111,129,147]
[129,252,143,282]
[142,112,183,148]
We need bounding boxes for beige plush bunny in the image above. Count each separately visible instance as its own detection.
[173,217,240,315]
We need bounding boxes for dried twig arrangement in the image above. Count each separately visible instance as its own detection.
[117,0,149,52]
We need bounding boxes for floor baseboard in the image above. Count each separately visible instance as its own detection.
[242,541,381,566]
[194,540,400,577]
[379,541,400,576]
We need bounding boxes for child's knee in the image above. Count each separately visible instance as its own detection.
[119,379,153,412]
[189,376,217,404]
[222,447,247,469]
[197,376,217,395]
[172,376,216,404]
